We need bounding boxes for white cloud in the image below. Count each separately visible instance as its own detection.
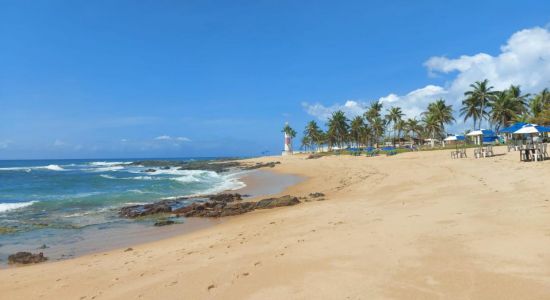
[175,137,191,142]
[302,100,369,121]
[304,26,550,131]
[154,135,191,142]
[53,139,67,147]
[155,135,172,140]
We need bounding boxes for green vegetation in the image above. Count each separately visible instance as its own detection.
[297,79,550,153]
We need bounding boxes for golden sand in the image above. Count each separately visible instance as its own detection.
[1,146,550,299]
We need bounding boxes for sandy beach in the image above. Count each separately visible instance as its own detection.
[2,147,550,299]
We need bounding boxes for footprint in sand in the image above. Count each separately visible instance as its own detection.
[207,284,216,291]
[254,261,261,266]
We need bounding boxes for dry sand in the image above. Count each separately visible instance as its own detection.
[1,146,550,299]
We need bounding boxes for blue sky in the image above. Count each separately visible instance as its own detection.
[1,1,550,159]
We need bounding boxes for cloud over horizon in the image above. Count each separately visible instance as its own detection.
[303,26,550,131]
[154,135,191,142]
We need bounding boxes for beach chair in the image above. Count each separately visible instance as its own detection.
[534,144,544,162]
[474,148,481,159]
[460,148,467,158]
[486,145,494,157]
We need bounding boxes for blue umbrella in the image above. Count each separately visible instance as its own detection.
[500,122,527,133]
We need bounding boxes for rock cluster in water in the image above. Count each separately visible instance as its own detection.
[8,252,48,265]
[127,160,280,173]
[118,193,300,219]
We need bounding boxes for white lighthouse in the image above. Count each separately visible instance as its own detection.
[282,122,293,156]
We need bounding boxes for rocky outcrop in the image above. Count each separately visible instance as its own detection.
[255,195,300,209]
[119,193,299,221]
[242,161,281,170]
[154,220,175,226]
[175,202,256,218]
[174,195,299,218]
[8,252,48,265]
[118,200,176,218]
[118,194,244,218]
[208,193,242,202]
[142,169,157,173]
[309,192,325,198]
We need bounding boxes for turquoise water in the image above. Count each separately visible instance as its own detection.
[0,158,244,236]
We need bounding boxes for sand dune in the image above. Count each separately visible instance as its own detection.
[1,146,550,299]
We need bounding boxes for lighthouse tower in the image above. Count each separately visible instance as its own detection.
[282,123,293,156]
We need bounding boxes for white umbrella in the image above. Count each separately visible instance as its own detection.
[444,136,458,141]
[466,130,483,136]
[514,124,550,134]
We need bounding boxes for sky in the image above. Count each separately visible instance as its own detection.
[1,0,550,159]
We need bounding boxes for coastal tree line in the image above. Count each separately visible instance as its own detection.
[282,79,550,152]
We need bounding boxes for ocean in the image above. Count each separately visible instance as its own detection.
[0,158,247,262]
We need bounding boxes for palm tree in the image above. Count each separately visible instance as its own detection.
[395,119,406,145]
[405,118,422,145]
[422,114,441,148]
[460,97,482,130]
[300,136,311,152]
[385,106,404,145]
[303,120,324,151]
[489,91,519,132]
[349,116,366,148]
[462,79,497,129]
[327,110,350,150]
[364,101,383,123]
[530,88,550,117]
[424,99,454,134]
[370,117,385,148]
[282,123,297,139]
[506,85,529,115]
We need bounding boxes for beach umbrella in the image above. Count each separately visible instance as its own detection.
[513,124,550,134]
[500,122,527,134]
[513,124,550,143]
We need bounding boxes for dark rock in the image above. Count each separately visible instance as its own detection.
[124,247,133,252]
[38,244,49,249]
[118,200,175,218]
[309,192,325,198]
[154,220,175,226]
[179,202,256,218]
[8,252,48,265]
[160,166,171,170]
[208,193,242,202]
[142,169,157,173]
[242,161,281,170]
[255,195,300,209]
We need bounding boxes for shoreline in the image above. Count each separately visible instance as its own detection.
[2,148,550,299]
[0,167,304,267]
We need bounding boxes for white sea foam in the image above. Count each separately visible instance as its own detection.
[42,164,64,171]
[91,166,125,172]
[0,201,37,213]
[0,164,64,172]
[89,161,131,167]
[99,174,117,179]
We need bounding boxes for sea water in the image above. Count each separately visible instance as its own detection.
[0,158,245,263]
